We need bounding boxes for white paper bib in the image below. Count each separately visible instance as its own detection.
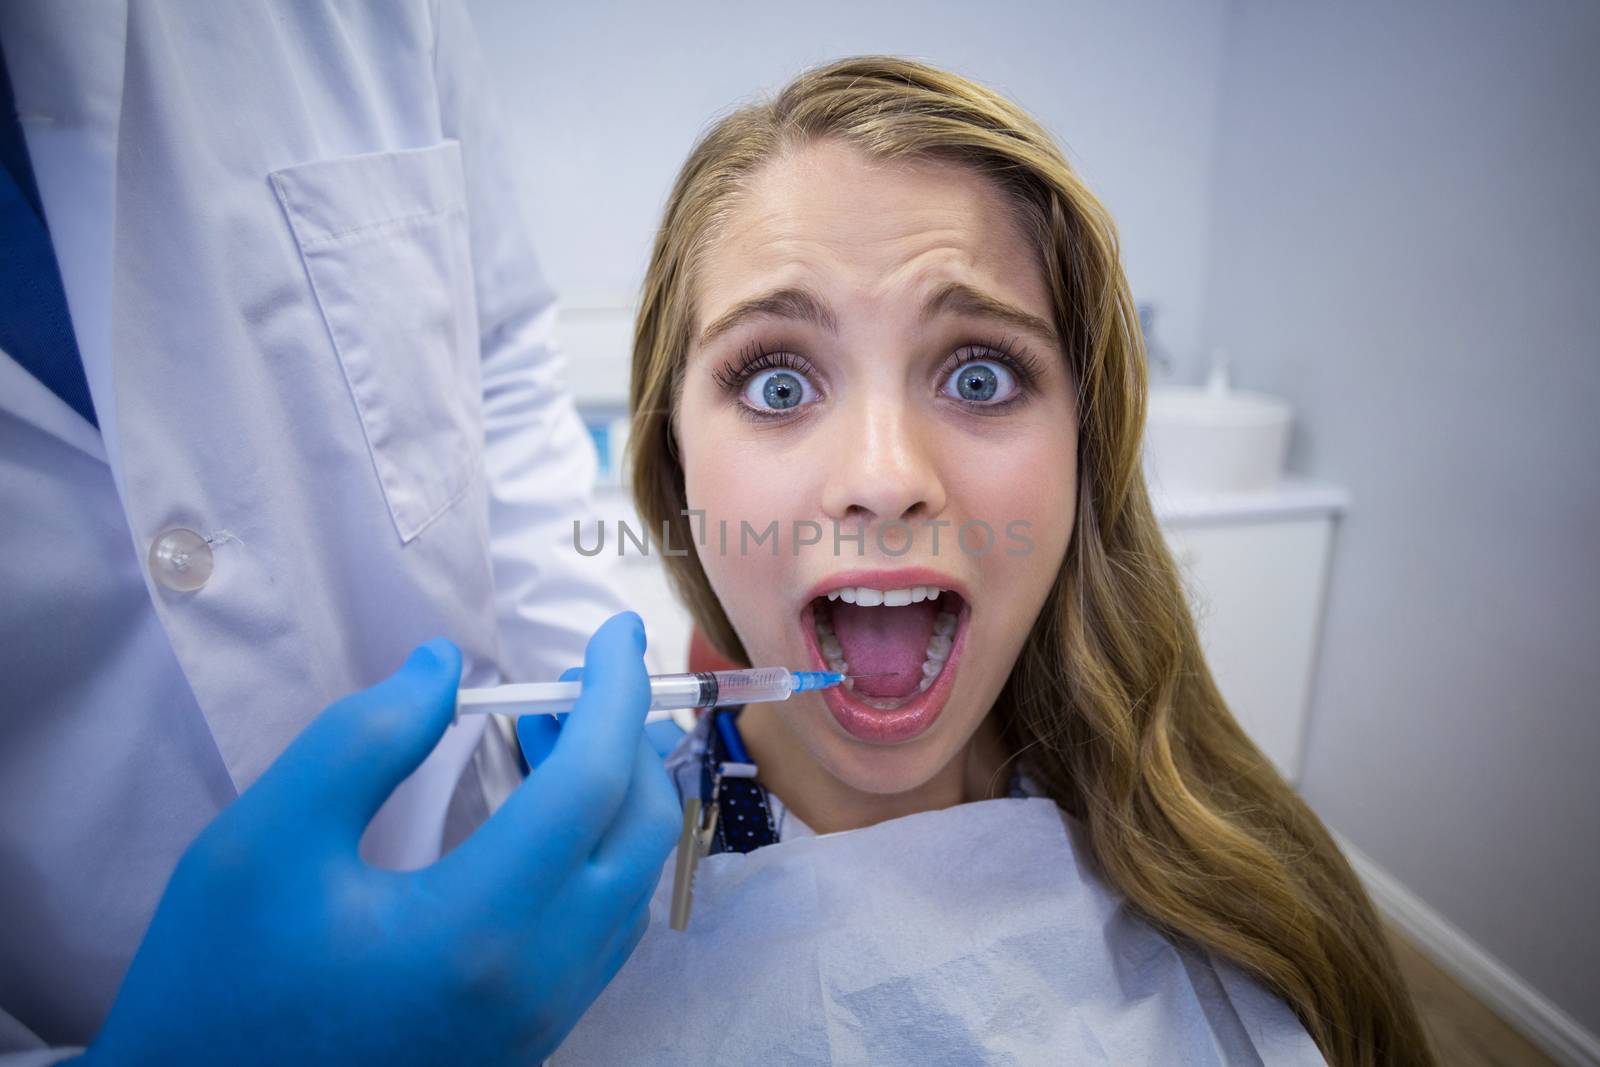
[556,797,1325,1065]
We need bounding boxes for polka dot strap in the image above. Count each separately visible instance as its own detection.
[705,709,779,854]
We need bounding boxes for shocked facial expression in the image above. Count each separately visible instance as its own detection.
[675,139,1079,796]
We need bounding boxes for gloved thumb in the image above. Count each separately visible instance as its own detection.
[243,638,462,851]
[516,667,580,771]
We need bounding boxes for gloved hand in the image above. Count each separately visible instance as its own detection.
[85,612,679,1066]
[519,670,687,768]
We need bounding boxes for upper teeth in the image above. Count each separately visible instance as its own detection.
[826,585,945,607]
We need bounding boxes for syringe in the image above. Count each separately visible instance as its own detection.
[455,667,852,722]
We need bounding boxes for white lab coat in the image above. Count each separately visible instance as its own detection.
[0,2,625,1058]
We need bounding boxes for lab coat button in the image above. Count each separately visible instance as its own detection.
[149,528,214,592]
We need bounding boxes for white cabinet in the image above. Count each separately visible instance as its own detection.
[1155,481,1346,784]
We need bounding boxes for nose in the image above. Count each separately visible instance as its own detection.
[818,395,947,531]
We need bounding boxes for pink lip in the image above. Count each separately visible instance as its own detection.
[797,570,972,745]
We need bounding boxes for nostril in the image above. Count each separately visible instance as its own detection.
[841,501,934,525]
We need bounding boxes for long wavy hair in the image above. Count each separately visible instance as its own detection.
[626,56,1432,1067]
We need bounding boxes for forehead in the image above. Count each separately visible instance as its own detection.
[694,140,1049,329]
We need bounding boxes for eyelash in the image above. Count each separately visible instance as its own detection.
[711,338,1044,419]
[710,343,818,394]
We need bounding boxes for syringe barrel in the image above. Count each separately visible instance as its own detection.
[456,668,809,718]
[647,667,794,710]
[707,667,795,706]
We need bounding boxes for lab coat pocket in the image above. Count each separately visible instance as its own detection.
[271,141,481,543]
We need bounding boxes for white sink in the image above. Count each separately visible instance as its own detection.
[1143,371,1292,495]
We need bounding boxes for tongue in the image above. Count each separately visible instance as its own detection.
[828,599,938,699]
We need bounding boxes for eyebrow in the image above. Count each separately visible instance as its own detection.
[696,280,1058,348]
[698,286,839,346]
[922,282,1059,347]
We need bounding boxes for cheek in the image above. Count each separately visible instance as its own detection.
[678,388,807,525]
[943,417,1077,684]
[942,418,1078,552]
[679,414,808,651]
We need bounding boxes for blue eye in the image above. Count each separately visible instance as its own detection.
[743,368,817,412]
[942,360,1017,404]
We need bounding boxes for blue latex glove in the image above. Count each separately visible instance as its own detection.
[518,669,685,767]
[85,612,679,1066]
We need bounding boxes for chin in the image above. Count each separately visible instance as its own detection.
[786,689,982,795]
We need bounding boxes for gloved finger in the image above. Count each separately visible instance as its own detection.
[589,731,681,879]
[455,614,651,879]
[515,667,580,771]
[516,714,562,772]
[241,639,461,850]
[512,668,582,767]
[532,612,651,813]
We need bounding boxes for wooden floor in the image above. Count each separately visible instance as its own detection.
[1384,924,1560,1067]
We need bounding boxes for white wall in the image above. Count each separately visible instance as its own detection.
[1201,0,1600,1040]
[467,0,1227,371]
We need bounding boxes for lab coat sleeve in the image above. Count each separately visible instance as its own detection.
[430,0,628,680]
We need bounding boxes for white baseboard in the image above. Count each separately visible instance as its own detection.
[1335,833,1600,1067]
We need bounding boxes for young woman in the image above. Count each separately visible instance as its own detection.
[564,57,1431,1066]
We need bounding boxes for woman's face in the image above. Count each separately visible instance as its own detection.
[676,140,1078,798]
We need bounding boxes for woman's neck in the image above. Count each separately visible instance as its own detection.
[734,702,1010,836]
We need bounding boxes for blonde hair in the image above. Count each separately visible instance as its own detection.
[628,56,1432,1067]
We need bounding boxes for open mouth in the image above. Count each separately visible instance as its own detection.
[800,577,971,744]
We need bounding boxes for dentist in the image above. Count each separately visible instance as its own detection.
[0,3,677,1064]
